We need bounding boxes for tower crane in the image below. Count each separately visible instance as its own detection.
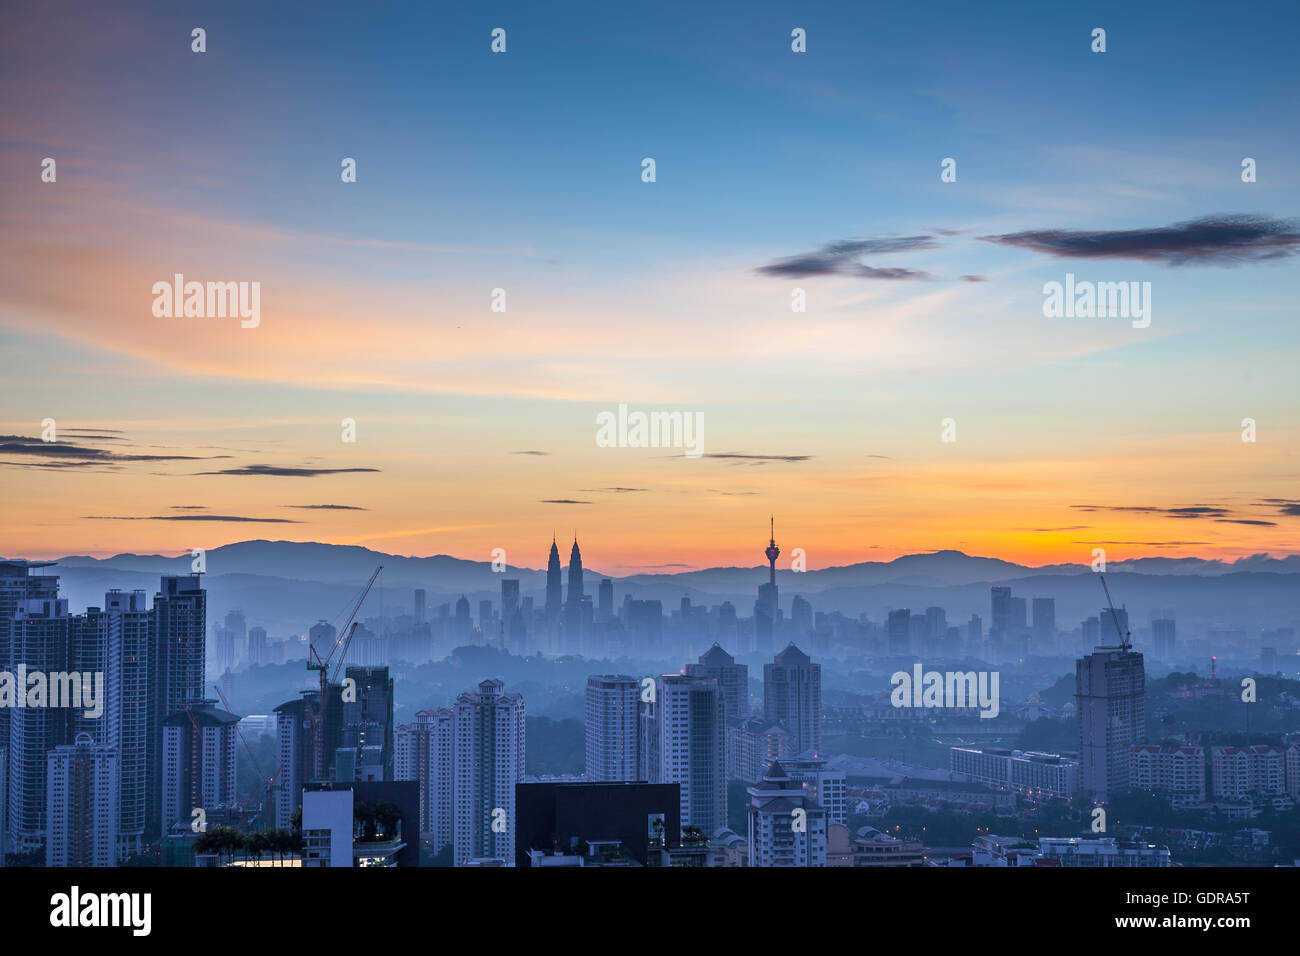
[307,566,382,777]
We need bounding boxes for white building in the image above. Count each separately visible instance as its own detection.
[785,753,847,825]
[46,733,119,867]
[395,707,453,853]
[301,784,353,867]
[950,747,1080,799]
[585,675,640,782]
[161,700,239,834]
[1037,836,1171,867]
[453,679,525,866]
[747,760,827,867]
[1212,745,1285,800]
[1131,744,1205,807]
[640,675,726,834]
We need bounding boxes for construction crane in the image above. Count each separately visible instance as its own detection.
[1096,571,1131,650]
[307,565,382,777]
[213,682,283,828]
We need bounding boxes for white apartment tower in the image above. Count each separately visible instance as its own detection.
[453,679,525,866]
[395,707,454,854]
[585,675,640,782]
[641,675,726,834]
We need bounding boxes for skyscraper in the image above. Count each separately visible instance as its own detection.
[7,591,70,853]
[45,733,119,867]
[148,574,206,839]
[887,608,911,656]
[1076,640,1145,803]
[990,586,1012,642]
[339,665,394,782]
[597,578,613,623]
[641,675,726,834]
[161,699,239,836]
[764,643,822,755]
[103,588,150,859]
[685,643,749,724]
[585,675,640,782]
[395,707,454,854]
[453,679,525,865]
[545,537,563,639]
[0,560,59,848]
[564,538,584,652]
[1032,597,1056,646]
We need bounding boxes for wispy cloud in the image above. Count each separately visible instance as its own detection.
[757,236,938,280]
[83,514,300,523]
[197,465,381,477]
[284,504,368,510]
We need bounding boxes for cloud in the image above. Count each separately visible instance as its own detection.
[539,499,592,505]
[1071,504,1232,519]
[757,236,938,280]
[197,465,381,477]
[512,450,550,456]
[707,489,759,496]
[979,215,1300,265]
[704,453,813,463]
[959,275,987,282]
[83,515,300,523]
[578,487,647,494]
[1215,519,1278,527]
[1260,498,1300,517]
[284,504,368,510]
[0,435,208,462]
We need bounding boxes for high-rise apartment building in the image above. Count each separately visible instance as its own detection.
[763,643,822,755]
[685,643,748,724]
[640,675,725,834]
[584,675,640,782]
[747,760,827,867]
[1076,644,1145,802]
[453,679,525,865]
[45,733,119,867]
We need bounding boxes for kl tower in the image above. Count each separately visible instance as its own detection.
[765,516,780,586]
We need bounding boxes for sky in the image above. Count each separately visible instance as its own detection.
[1,0,1297,573]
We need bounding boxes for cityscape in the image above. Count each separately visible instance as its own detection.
[1,0,1296,936]
[2,522,1298,872]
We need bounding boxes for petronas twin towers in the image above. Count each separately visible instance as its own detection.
[545,535,586,651]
